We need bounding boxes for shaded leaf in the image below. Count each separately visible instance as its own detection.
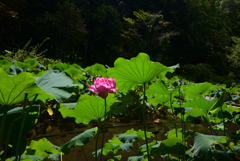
[61,127,97,154]
[35,70,79,102]
[191,133,231,161]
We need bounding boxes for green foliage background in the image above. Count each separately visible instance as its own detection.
[1,0,240,83]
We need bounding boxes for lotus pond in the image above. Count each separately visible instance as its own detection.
[0,53,240,161]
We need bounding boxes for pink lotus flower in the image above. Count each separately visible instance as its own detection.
[89,77,118,98]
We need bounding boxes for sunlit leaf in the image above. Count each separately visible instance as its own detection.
[64,66,84,80]
[108,53,173,92]
[184,97,218,114]
[166,129,183,139]
[30,138,60,160]
[147,80,176,96]
[148,94,170,106]
[53,63,70,71]
[184,82,216,98]
[24,58,38,68]
[0,69,41,105]
[227,104,240,114]
[85,63,107,77]
[15,61,31,70]
[185,107,206,117]
[0,59,12,71]
[59,94,118,124]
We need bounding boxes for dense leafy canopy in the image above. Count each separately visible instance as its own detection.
[1,0,239,83]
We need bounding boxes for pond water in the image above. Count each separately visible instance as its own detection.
[30,117,238,161]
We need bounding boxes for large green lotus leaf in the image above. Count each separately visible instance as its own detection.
[71,63,82,70]
[184,97,218,114]
[34,70,79,102]
[191,133,231,161]
[61,127,97,154]
[59,94,118,124]
[184,82,216,98]
[24,58,38,68]
[85,63,107,77]
[0,105,40,155]
[147,80,176,96]
[185,107,206,117]
[150,138,184,157]
[64,66,84,80]
[53,63,70,71]
[30,138,60,160]
[0,69,44,105]
[166,129,183,139]
[148,94,170,106]
[108,53,173,92]
[15,61,31,70]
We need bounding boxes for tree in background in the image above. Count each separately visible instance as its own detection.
[0,0,25,50]
[226,37,240,79]
[221,0,240,37]
[0,0,239,82]
[35,1,88,61]
[121,9,176,60]
[85,3,123,65]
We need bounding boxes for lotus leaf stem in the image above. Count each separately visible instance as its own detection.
[100,98,107,161]
[0,105,9,154]
[3,94,28,160]
[219,104,225,136]
[142,83,150,160]
[82,146,89,161]
[170,93,178,137]
[16,94,38,161]
[95,119,101,161]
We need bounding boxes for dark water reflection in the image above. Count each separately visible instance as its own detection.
[32,119,237,161]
